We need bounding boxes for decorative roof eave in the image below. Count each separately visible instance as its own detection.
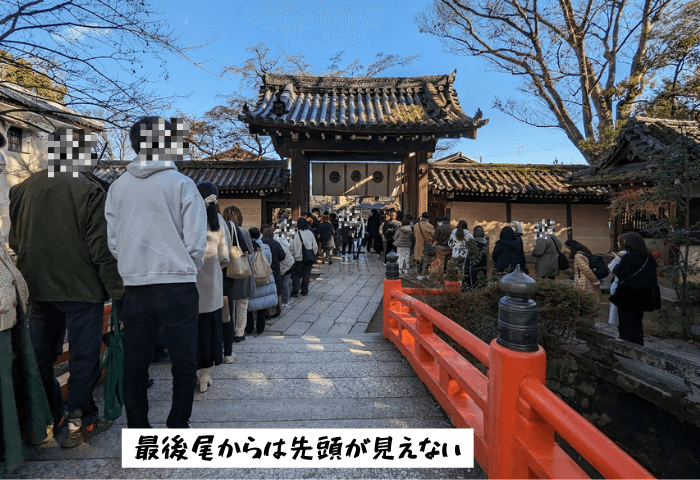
[240,71,488,138]
[0,82,103,131]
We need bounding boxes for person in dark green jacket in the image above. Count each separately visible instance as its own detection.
[8,133,124,449]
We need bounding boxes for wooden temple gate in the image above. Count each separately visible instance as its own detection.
[239,72,489,218]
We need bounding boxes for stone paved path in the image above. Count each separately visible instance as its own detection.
[6,251,484,479]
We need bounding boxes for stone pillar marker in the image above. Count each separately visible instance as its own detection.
[385,251,399,280]
[497,264,539,352]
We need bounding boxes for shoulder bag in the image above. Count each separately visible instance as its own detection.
[419,223,436,257]
[299,231,317,264]
[552,238,569,270]
[609,255,660,311]
[225,221,253,279]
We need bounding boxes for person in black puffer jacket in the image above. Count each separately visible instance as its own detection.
[492,226,527,274]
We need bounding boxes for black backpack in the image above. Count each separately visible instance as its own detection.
[588,253,610,280]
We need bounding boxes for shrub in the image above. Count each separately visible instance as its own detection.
[418,279,597,360]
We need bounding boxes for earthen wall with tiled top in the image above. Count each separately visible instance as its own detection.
[571,204,611,254]
[218,198,262,230]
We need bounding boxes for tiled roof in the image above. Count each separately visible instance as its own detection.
[181,161,289,194]
[429,163,608,198]
[203,145,274,161]
[240,72,488,136]
[600,116,700,169]
[573,117,700,186]
[91,160,290,194]
[432,151,478,164]
[0,81,102,130]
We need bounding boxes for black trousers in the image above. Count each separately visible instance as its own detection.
[291,261,312,295]
[341,240,354,255]
[121,282,199,428]
[618,309,644,346]
[29,301,104,423]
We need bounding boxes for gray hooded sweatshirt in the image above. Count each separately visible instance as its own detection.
[105,159,207,286]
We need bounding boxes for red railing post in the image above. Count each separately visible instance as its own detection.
[488,340,547,478]
[488,265,545,479]
[383,252,402,339]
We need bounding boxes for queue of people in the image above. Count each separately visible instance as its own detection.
[1,117,312,452]
[0,116,661,467]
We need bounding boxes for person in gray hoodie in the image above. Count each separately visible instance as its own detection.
[104,117,207,429]
[532,233,562,280]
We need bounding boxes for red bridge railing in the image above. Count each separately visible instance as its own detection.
[383,277,653,479]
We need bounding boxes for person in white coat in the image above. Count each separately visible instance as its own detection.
[608,234,628,326]
[273,230,295,307]
[194,182,230,393]
[290,218,318,297]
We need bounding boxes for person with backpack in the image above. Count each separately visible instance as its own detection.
[222,206,255,351]
[564,240,601,301]
[431,216,454,280]
[381,210,401,263]
[246,228,277,335]
[449,220,473,265]
[193,182,230,393]
[290,218,319,297]
[532,232,563,280]
[262,227,288,314]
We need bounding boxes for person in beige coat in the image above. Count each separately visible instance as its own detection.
[413,212,435,261]
[565,240,601,301]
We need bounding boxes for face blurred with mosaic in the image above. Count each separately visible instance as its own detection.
[534,219,556,239]
[47,128,99,178]
[135,117,189,164]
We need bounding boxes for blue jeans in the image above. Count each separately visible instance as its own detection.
[121,283,198,428]
[280,273,292,303]
[29,301,104,423]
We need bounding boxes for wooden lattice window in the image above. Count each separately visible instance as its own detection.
[7,127,22,152]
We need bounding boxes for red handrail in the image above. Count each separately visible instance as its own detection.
[383,278,654,479]
[519,377,653,479]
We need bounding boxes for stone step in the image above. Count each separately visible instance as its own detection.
[589,323,700,387]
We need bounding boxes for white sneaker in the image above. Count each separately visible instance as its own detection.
[282,303,291,308]
[224,355,236,364]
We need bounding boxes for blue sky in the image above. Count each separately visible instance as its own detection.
[152,0,587,165]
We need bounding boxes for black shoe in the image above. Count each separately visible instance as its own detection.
[151,349,169,364]
[234,336,245,343]
[244,329,253,335]
[290,292,299,298]
[329,260,333,265]
[301,291,308,296]
[257,328,265,335]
